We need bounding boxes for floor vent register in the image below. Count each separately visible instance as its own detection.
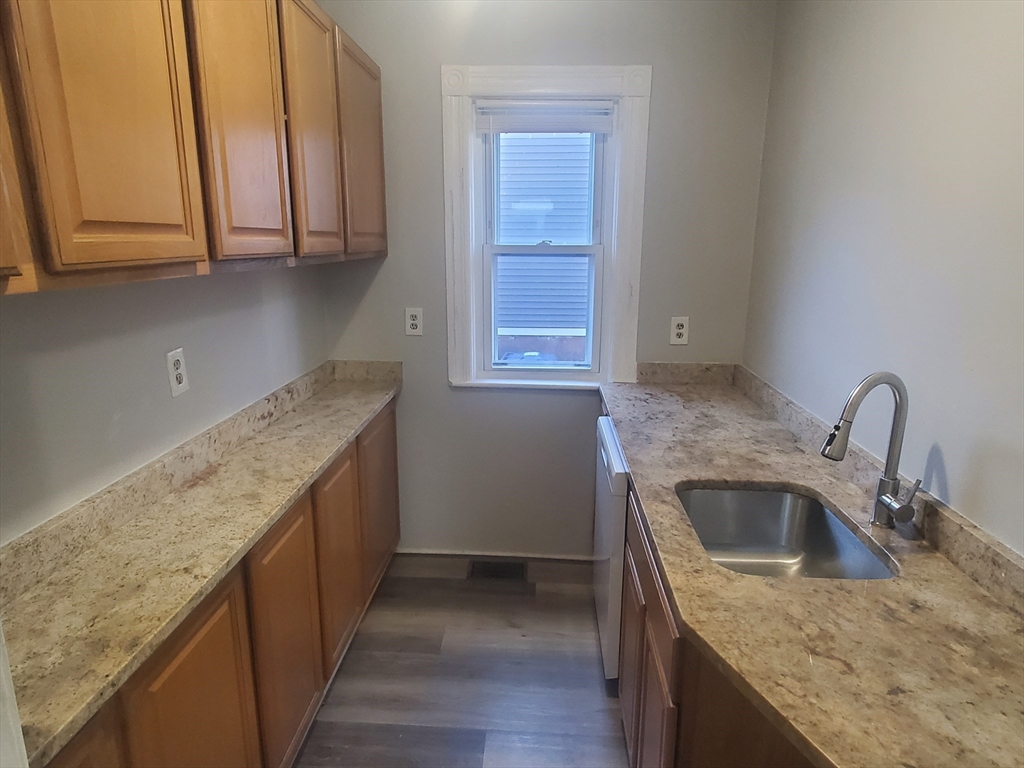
[467,560,527,581]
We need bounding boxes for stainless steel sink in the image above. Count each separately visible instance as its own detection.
[676,487,895,579]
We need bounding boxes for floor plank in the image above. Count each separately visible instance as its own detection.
[482,731,630,768]
[300,555,628,767]
[297,721,486,768]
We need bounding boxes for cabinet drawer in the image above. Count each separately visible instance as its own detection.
[626,487,681,703]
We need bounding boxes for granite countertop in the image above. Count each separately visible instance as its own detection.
[600,380,1024,768]
[0,368,399,768]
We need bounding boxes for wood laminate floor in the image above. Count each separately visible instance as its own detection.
[297,555,629,768]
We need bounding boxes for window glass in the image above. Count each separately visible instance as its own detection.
[495,133,595,246]
[492,252,594,368]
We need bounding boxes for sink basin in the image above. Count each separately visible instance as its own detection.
[676,487,895,579]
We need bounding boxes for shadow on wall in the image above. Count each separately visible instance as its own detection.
[923,443,950,503]
[320,257,386,344]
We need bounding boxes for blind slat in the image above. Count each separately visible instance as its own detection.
[494,253,591,332]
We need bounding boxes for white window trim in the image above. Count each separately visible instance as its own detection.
[442,65,652,388]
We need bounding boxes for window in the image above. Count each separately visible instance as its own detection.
[488,131,603,371]
[442,66,652,388]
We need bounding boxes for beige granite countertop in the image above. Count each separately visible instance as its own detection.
[0,364,399,768]
[601,379,1024,768]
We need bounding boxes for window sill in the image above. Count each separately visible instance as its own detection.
[449,377,603,391]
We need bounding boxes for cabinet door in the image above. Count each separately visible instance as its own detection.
[278,0,345,257]
[620,542,645,768]
[187,0,294,259]
[1,52,30,278]
[121,567,262,768]
[357,402,400,596]
[336,27,387,255]
[247,491,325,768]
[49,703,127,768]
[637,620,677,768]
[313,442,365,678]
[5,0,207,271]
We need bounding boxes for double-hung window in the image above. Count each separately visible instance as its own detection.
[442,67,652,388]
[482,103,610,373]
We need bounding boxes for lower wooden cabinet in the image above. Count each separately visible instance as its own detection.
[357,401,400,596]
[120,567,262,768]
[48,703,128,768]
[619,487,816,768]
[46,402,401,768]
[638,623,678,768]
[246,491,325,768]
[620,543,645,767]
[313,442,365,677]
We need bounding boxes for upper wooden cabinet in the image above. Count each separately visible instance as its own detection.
[3,0,208,272]
[336,27,387,255]
[313,442,365,678]
[246,491,325,768]
[186,0,294,260]
[358,402,401,596]
[278,0,346,257]
[1,47,31,278]
[120,566,262,768]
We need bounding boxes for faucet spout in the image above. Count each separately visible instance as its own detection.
[820,372,918,527]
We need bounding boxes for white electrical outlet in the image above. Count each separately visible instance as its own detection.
[406,308,423,336]
[166,348,190,397]
[670,316,689,345]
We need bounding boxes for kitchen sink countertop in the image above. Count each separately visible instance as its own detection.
[0,363,400,768]
[600,378,1024,768]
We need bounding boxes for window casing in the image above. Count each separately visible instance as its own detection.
[442,66,652,388]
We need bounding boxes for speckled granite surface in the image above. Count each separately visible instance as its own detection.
[0,362,400,768]
[600,378,1024,768]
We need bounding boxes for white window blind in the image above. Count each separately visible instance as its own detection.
[493,253,592,336]
[495,133,595,246]
[474,99,615,134]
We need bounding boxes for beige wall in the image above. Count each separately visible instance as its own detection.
[319,0,777,556]
[0,268,330,545]
[745,0,1024,553]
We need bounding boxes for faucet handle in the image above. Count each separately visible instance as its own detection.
[882,479,922,524]
[903,478,922,506]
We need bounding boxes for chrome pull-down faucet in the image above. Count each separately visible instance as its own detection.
[820,372,922,527]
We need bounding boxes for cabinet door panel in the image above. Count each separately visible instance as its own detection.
[278,0,345,257]
[1,51,30,277]
[313,443,365,677]
[620,542,646,768]
[357,402,400,596]
[247,491,325,768]
[187,0,293,259]
[121,567,262,768]
[638,621,677,768]
[7,0,207,270]
[49,703,127,768]
[336,27,387,255]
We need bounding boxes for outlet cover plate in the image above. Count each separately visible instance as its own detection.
[670,316,689,345]
[406,308,423,336]
[166,348,189,397]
